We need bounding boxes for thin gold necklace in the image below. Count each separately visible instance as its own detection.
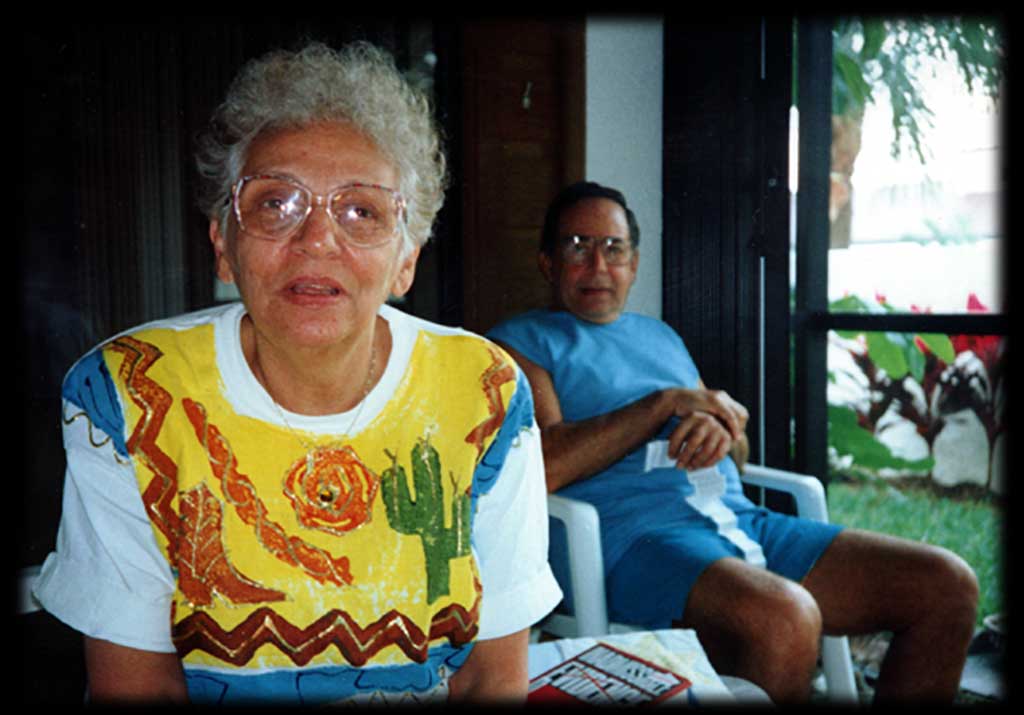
[265,339,379,456]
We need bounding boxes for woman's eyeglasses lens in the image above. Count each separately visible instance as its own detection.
[235,176,402,246]
[561,235,633,265]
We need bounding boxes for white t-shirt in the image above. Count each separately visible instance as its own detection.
[35,302,561,703]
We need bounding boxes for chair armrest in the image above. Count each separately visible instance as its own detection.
[546,494,609,635]
[740,464,830,524]
[19,565,42,615]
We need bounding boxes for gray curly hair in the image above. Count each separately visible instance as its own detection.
[195,41,447,252]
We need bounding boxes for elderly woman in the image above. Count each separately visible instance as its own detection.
[34,42,560,705]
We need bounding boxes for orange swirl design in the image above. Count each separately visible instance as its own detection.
[283,446,379,535]
[183,398,354,587]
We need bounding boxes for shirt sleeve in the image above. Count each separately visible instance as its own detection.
[471,370,562,640]
[33,399,177,653]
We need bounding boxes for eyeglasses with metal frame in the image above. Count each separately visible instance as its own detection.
[559,234,635,266]
[231,174,406,247]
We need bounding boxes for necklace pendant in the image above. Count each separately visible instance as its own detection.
[318,484,338,504]
[283,444,379,535]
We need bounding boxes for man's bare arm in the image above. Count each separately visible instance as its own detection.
[498,343,747,492]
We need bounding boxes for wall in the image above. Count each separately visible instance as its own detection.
[584,16,664,318]
[457,19,585,332]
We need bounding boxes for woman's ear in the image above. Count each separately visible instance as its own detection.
[390,244,421,298]
[209,220,236,285]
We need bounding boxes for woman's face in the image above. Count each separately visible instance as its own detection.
[210,121,418,352]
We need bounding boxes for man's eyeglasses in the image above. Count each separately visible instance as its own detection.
[559,234,635,266]
[231,174,406,247]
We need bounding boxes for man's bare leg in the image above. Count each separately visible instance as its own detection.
[801,528,978,702]
[674,557,823,703]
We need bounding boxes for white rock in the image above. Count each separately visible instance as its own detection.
[876,415,931,463]
[931,409,990,489]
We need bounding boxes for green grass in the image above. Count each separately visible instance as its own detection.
[826,478,1003,629]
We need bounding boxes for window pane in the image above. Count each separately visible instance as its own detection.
[827,328,1005,493]
[826,326,1005,633]
[828,18,1004,313]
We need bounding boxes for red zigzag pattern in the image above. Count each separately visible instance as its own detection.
[109,337,182,553]
[174,598,480,666]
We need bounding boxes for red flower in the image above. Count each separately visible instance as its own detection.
[966,293,989,313]
[951,293,1002,370]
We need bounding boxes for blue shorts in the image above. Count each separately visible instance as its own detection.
[602,507,843,628]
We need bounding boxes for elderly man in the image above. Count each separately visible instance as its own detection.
[487,181,979,703]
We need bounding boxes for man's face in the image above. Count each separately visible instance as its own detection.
[540,197,638,324]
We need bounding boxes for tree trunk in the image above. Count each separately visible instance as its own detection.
[829,111,864,249]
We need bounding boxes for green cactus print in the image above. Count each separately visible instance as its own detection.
[381,440,472,604]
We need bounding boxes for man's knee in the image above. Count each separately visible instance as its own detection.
[691,562,823,658]
[725,577,822,700]
[681,561,823,700]
[923,546,979,629]
[750,579,823,658]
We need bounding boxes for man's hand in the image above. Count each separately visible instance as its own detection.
[668,409,734,470]
[663,386,749,471]
[664,386,749,441]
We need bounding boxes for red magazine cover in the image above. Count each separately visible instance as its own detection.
[527,642,692,705]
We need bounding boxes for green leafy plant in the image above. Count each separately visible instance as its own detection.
[829,16,1004,249]
[831,294,956,382]
[827,294,1004,490]
[833,16,1003,163]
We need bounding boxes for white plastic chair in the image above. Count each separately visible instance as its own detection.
[18,565,43,615]
[542,463,859,703]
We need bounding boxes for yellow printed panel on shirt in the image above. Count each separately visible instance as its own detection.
[105,323,510,670]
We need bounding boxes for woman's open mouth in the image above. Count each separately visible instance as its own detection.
[291,282,341,296]
[285,277,345,301]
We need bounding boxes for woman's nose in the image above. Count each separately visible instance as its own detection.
[293,204,344,256]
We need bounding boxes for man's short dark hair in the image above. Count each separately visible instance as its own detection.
[540,181,641,256]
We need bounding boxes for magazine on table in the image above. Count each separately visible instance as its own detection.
[527,641,693,705]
